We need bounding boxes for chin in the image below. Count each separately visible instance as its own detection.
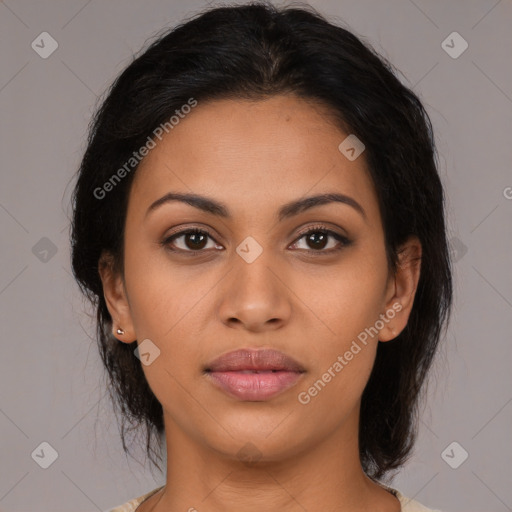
[203,421,312,465]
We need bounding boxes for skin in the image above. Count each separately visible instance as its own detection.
[99,94,421,512]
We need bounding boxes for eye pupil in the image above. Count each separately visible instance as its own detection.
[186,231,208,250]
[307,231,328,250]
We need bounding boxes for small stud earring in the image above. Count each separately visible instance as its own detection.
[116,328,125,335]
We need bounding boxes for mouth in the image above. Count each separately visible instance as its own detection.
[204,348,306,401]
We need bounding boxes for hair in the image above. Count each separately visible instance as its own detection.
[69,0,453,480]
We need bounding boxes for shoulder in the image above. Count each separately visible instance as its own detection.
[108,485,165,512]
[107,483,444,512]
[386,485,444,512]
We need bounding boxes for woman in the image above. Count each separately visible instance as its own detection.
[70,2,453,511]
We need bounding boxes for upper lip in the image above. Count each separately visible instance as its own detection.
[205,348,306,373]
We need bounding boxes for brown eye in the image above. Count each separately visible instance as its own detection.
[162,225,351,256]
[291,227,351,253]
[163,229,220,253]
[305,231,329,250]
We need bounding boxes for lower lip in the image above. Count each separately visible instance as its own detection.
[206,370,304,400]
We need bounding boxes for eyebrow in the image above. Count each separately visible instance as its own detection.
[145,191,367,222]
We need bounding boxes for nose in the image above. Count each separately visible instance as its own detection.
[217,251,292,333]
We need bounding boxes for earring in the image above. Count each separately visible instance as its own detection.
[116,328,125,335]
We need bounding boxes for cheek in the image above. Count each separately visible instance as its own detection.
[295,257,386,403]
[296,281,381,417]
[306,260,386,349]
[123,239,196,337]
[294,342,377,437]
[123,245,217,380]
[124,268,205,420]
[127,278,208,382]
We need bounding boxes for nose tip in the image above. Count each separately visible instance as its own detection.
[219,263,291,332]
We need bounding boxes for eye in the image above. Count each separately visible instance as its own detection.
[162,228,222,254]
[290,225,351,253]
[161,225,352,256]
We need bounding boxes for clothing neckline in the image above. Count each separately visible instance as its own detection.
[134,485,165,511]
[131,482,435,511]
[134,483,401,511]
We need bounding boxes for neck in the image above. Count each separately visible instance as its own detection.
[147,411,399,512]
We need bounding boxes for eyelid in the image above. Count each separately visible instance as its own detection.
[164,224,219,240]
[294,222,347,239]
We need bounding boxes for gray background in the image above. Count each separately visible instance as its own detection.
[0,0,511,511]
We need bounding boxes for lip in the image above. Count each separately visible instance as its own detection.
[204,348,306,401]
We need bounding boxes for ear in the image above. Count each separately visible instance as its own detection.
[98,251,136,343]
[378,236,422,342]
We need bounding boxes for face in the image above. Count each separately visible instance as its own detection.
[100,94,421,463]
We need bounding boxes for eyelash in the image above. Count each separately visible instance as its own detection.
[160,224,352,256]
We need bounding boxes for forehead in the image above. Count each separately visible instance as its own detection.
[129,94,380,225]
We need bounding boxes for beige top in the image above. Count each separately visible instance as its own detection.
[108,483,442,511]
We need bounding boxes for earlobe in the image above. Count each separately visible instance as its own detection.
[378,236,422,342]
[98,251,136,343]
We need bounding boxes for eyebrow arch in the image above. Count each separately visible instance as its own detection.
[145,192,367,222]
